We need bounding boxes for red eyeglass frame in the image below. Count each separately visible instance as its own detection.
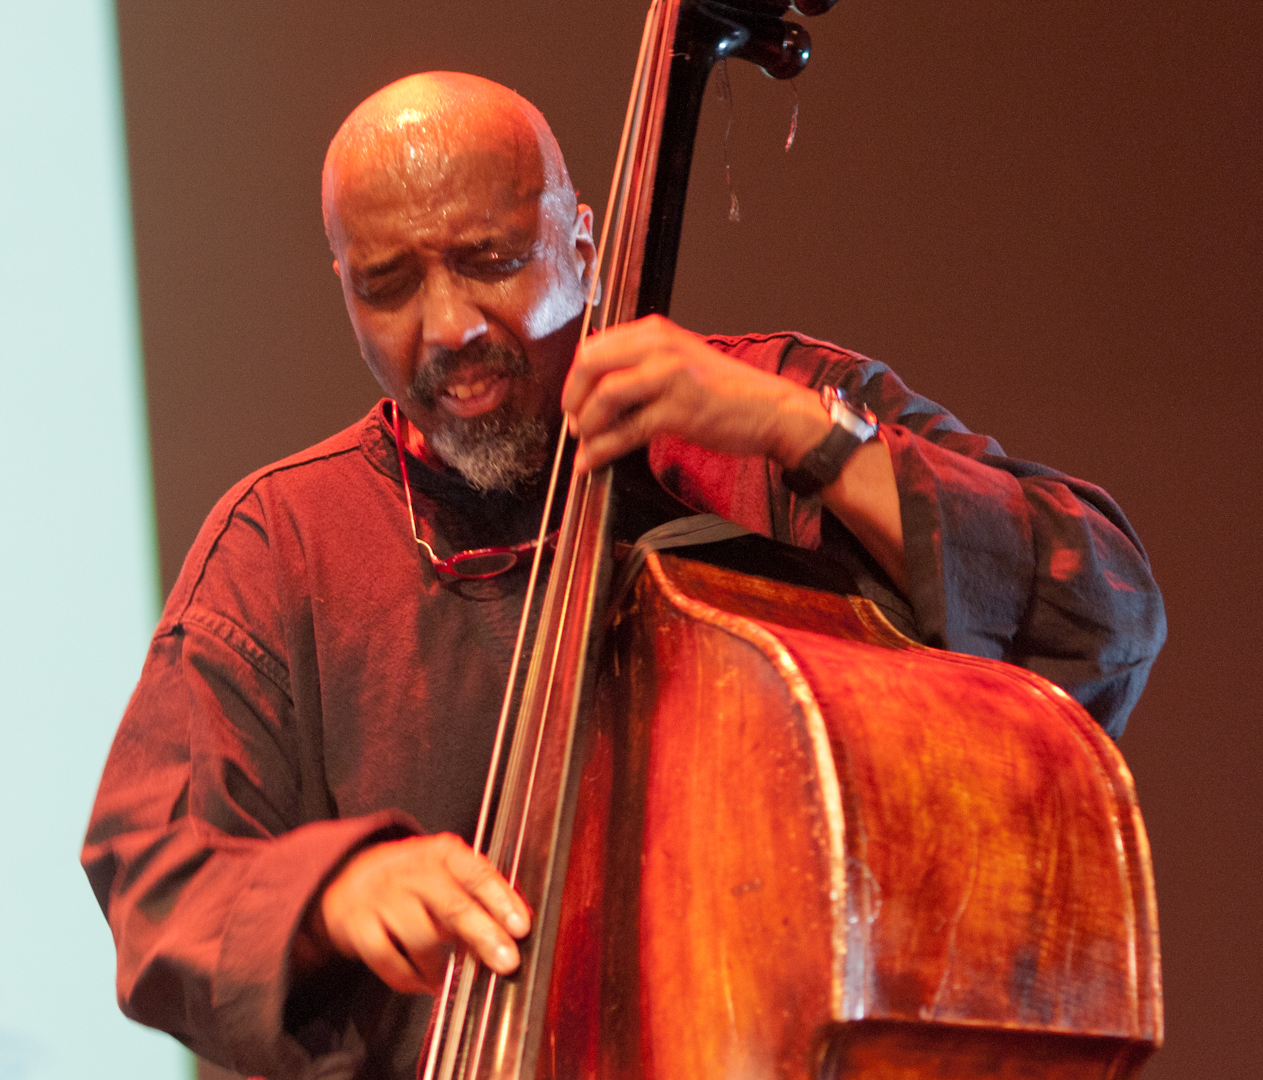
[392,403,559,580]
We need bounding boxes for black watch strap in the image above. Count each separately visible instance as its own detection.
[780,386,879,496]
[781,424,864,495]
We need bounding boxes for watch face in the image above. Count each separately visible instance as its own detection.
[821,384,844,415]
[823,387,878,441]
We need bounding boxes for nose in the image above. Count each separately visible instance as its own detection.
[420,268,487,352]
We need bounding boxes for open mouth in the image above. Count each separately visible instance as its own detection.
[438,372,510,418]
[409,341,530,417]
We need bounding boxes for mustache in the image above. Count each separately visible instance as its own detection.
[406,342,530,408]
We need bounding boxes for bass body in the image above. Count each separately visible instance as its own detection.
[544,551,1161,1079]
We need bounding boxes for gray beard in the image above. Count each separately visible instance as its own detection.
[406,342,552,492]
[427,413,552,492]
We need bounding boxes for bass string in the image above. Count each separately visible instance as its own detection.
[498,0,680,896]
[492,0,682,1056]
[461,0,668,904]
[484,0,675,948]
[507,478,593,887]
[483,0,667,885]
[421,398,573,1080]
[418,957,454,1080]
[422,4,675,1077]
[603,0,670,331]
[582,0,661,344]
[455,456,597,1080]
[467,464,599,1080]
[423,445,582,1080]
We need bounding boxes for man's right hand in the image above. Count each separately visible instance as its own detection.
[313,833,531,995]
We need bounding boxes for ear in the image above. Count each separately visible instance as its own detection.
[332,259,342,279]
[573,203,601,307]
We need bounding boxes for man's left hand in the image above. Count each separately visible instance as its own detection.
[562,315,830,475]
[562,314,908,593]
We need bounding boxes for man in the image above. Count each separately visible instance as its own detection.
[83,73,1164,1079]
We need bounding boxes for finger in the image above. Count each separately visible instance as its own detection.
[345,912,430,995]
[563,339,628,419]
[375,902,454,992]
[576,428,643,475]
[391,833,528,937]
[319,834,529,983]
[407,868,522,975]
[571,360,681,443]
[441,843,532,939]
[575,401,672,473]
[562,316,683,415]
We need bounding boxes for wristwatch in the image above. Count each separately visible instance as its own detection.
[780,385,879,496]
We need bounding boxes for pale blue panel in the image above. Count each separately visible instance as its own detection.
[0,2,183,1078]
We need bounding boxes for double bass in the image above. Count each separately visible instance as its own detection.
[422,3,1163,1077]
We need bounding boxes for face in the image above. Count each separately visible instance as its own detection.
[328,128,596,488]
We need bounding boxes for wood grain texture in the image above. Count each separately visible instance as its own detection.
[542,552,1161,1078]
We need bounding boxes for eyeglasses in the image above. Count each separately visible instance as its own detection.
[393,402,559,581]
[416,531,560,580]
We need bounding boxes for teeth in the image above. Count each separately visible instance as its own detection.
[446,379,489,401]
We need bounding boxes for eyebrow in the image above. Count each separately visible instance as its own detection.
[360,253,409,279]
[356,228,535,279]
[451,232,533,258]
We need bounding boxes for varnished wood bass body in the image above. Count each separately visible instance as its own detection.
[543,553,1162,1079]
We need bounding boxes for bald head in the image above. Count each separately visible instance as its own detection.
[322,72,576,253]
[317,73,598,492]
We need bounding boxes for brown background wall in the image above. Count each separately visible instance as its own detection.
[114,1,1260,1075]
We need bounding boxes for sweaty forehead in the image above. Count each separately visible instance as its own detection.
[325,90,562,250]
[360,113,541,192]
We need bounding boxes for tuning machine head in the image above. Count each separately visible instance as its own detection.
[791,0,840,14]
[731,17,811,80]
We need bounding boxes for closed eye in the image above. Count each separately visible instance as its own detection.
[354,257,420,307]
[453,240,534,282]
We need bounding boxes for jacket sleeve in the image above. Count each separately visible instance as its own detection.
[831,353,1166,739]
[81,487,418,1078]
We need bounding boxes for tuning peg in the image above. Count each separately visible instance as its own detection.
[791,0,840,15]
[732,19,811,80]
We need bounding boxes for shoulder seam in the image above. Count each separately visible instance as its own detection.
[165,430,366,630]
